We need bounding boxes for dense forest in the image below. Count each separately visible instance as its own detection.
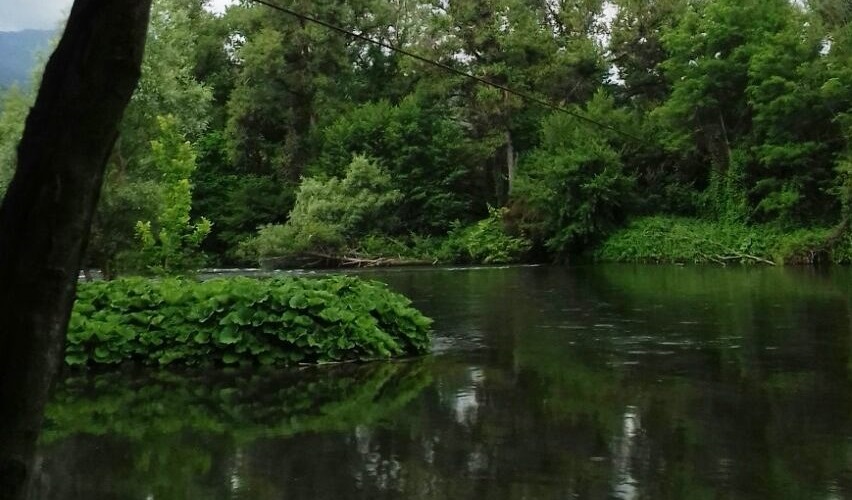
[1,0,850,273]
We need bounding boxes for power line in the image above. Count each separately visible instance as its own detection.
[247,0,641,141]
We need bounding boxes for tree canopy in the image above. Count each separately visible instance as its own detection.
[0,0,850,267]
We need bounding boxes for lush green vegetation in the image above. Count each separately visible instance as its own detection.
[596,216,851,265]
[67,276,432,366]
[0,0,850,268]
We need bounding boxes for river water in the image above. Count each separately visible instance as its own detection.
[33,265,852,499]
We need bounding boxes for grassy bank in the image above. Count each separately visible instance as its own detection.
[68,276,432,367]
[595,216,852,265]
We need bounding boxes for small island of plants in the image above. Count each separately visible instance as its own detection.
[67,276,432,367]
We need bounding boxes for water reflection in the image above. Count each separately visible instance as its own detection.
[35,265,852,498]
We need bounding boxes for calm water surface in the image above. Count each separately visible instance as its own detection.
[34,265,852,499]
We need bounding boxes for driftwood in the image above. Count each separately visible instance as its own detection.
[308,252,437,268]
[700,240,777,266]
[260,252,438,269]
[662,232,777,266]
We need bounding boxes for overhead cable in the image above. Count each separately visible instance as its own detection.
[247,0,641,141]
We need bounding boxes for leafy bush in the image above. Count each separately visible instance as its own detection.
[67,275,432,366]
[355,234,445,262]
[241,221,347,264]
[240,155,400,260]
[347,209,531,265]
[192,131,296,264]
[513,94,635,256]
[0,86,31,195]
[442,207,532,264]
[314,96,488,233]
[135,115,212,274]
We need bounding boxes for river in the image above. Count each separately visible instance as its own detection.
[32,265,852,499]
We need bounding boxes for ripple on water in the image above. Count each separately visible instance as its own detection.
[430,333,488,355]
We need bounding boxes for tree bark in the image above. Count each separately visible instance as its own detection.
[0,1,151,498]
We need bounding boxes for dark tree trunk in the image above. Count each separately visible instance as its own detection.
[0,1,151,498]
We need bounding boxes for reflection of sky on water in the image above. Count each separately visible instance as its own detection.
[611,406,640,500]
[353,425,403,491]
[451,367,484,426]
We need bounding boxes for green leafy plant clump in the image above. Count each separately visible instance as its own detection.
[442,206,532,264]
[67,276,432,367]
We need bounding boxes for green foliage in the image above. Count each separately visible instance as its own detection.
[290,155,401,237]
[513,94,635,255]
[0,86,32,194]
[241,155,400,260]
[442,207,532,264]
[135,115,211,274]
[596,216,852,265]
[241,221,345,263]
[12,0,848,267]
[87,0,213,274]
[652,0,851,224]
[123,0,213,149]
[67,275,432,367]
[88,178,162,278]
[836,122,852,220]
[354,234,446,262]
[192,131,296,263]
[223,0,359,177]
[314,96,488,232]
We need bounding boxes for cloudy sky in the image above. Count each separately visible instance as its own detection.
[0,0,234,32]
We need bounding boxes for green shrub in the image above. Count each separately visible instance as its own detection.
[513,94,635,256]
[239,221,347,262]
[134,116,212,275]
[240,155,400,261]
[67,276,432,366]
[442,207,532,264]
[355,234,446,262]
[314,96,488,233]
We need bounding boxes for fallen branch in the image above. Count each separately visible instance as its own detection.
[304,252,437,268]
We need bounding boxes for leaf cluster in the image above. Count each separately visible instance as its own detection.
[239,155,400,260]
[442,206,532,264]
[67,275,432,366]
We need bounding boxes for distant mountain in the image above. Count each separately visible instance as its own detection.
[0,30,55,90]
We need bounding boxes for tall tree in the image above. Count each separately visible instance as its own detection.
[653,0,798,219]
[0,1,151,497]
[86,0,213,275]
[414,0,607,204]
[224,0,356,178]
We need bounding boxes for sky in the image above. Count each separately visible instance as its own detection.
[0,0,235,32]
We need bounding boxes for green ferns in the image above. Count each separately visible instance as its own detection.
[67,276,432,366]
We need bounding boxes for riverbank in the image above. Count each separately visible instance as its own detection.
[67,275,431,367]
[594,216,852,265]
